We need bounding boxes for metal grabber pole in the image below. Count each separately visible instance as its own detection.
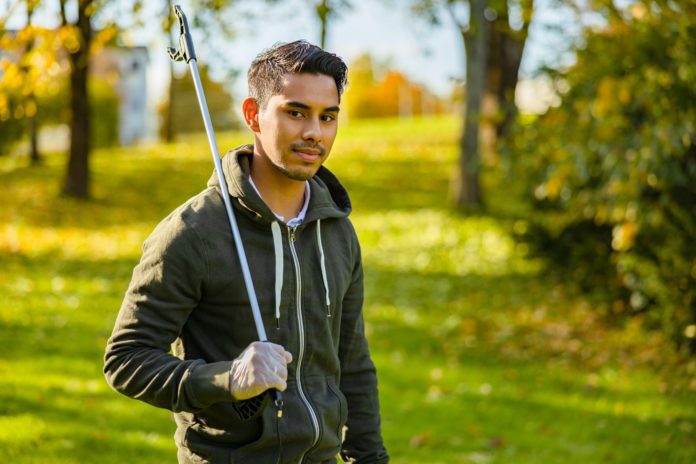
[167,4,283,417]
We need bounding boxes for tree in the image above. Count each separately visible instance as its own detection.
[1,0,122,195]
[413,0,534,210]
[162,0,177,143]
[158,0,240,142]
[60,0,93,198]
[314,0,351,48]
[3,0,240,196]
[453,0,487,209]
[24,0,40,164]
[159,65,236,137]
[262,0,350,48]
[0,0,65,162]
[484,0,532,141]
[59,0,116,197]
[344,53,447,119]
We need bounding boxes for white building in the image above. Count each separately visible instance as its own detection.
[92,46,151,146]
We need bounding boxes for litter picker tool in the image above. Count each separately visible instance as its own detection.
[167,4,283,417]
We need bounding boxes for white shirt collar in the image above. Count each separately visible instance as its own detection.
[248,176,311,227]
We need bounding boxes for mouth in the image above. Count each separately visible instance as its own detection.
[292,146,324,162]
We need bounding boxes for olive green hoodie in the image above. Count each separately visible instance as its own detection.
[104,145,388,464]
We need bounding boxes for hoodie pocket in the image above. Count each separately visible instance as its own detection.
[181,425,233,464]
[229,403,282,464]
[326,378,348,442]
[301,376,349,461]
[181,401,268,463]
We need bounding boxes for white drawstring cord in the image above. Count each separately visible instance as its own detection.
[271,221,283,328]
[316,220,331,317]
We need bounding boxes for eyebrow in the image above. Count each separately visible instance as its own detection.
[286,101,340,113]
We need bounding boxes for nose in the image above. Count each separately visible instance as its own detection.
[302,116,321,143]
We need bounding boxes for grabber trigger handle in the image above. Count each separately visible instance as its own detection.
[167,5,197,63]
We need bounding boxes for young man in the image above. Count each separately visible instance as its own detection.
[104,41,389,463]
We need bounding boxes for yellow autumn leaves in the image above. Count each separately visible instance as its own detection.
[0,23,118,121]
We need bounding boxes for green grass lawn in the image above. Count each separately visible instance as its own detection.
[1,116,694,463]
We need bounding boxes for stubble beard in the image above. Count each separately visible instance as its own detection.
[274,145,327,181]
[271,158,318,182]
[280,165,315,181]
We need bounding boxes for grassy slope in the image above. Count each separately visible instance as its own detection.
[0,116,694,463]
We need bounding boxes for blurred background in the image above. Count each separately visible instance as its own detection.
[1,0,694,463]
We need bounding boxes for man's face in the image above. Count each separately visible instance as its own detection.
[252,72,340,182]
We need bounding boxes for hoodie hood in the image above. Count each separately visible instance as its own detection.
[207,144,352,225]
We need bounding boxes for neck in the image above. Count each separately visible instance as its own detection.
[250,153,306,221]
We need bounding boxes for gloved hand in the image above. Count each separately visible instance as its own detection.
[229,341,293,401]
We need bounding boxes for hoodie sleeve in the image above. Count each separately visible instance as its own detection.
[339,237,390,464]
[103,212,235,412]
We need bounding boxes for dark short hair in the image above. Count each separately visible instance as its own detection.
[248,40,348,107]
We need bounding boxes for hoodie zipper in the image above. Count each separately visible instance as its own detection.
[288,226,320,462]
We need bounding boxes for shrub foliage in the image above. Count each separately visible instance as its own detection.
[510,1,696,348]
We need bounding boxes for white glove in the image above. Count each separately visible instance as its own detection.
[229,341,293,401]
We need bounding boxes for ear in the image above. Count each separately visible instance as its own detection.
[242,97,260,133]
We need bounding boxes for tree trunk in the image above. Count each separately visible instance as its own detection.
[28,110,39,164]
[62,0,93,198]
[452,0,488,210]
[25,3,40,165]
[164,60,176,142]
[320,16,327,48]
[316,0,329,48]
[483,0,533,146]
[496,31,524,137]
[164,0,175,143]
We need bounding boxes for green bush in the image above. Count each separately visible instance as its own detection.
[159,66,237,139]
[89,78,119,148]
[508,1,696,349]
